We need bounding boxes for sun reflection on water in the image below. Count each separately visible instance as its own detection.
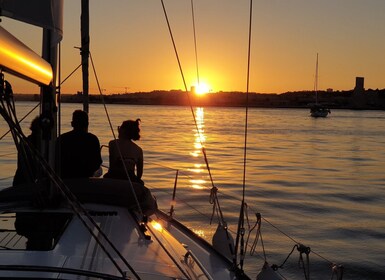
[192,229,205,238]
[189,108,207,189]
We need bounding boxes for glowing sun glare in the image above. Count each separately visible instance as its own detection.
[194,82,210,95]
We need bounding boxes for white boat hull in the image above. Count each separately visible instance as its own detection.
[0,179,242,279]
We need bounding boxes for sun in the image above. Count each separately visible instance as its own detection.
[193,82,210,95]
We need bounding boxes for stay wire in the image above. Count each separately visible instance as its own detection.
[160,0,188,92]
[234,0,253,270]
[160,0,227,225]
[191,0,200,86]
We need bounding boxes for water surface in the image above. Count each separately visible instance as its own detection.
[1,103,384,279]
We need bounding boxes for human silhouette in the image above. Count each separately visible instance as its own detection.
[13,116,41,186]
[57,110,102,179]
[104,119,143,183]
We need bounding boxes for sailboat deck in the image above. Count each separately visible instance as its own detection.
[0,196,236,279]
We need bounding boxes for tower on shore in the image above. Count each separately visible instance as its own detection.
[354,77,364,95]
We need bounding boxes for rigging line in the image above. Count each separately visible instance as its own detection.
[190,0,200,86]
[0,78,140,278]
[61,62,82,86]
[89,52,116,140]
[0,102,40,141]
[0,152,16,157]
[89,51,145,219]
[0,108,141,279]
[262,216,334,265]
[242,0,253,199]
[58,42,62,138]
[161,0,226,225]
[235,0,254,270]
[160,0,188,92]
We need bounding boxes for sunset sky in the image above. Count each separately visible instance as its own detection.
[1,0,385,94]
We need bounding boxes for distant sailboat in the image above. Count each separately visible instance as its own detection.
[310,53,330,118]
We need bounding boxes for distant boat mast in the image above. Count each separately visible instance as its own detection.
[314,53,319,104]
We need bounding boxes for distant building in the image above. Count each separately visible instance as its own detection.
[326,88,333,93]
[352,77,365,109]
[354,77,364,95]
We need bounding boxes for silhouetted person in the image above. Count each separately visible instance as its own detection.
[57,110,102,179]
[13,116,41,186]
[104,119,143,183]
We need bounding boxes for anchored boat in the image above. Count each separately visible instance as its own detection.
[310,54,331,118]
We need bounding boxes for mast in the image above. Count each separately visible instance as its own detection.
[314,53,319,104]
[0,0,63,167]
[41,27,59,172]
[81,0,90,113]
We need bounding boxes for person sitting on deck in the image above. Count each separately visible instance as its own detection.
[13,116,42,186]
[57,110,102,179]
[104,119,143,184]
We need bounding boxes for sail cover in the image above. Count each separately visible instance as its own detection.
[0,0,63,44]
[0,26,53,85]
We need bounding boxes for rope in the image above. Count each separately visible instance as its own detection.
[0,78,37,187]
[331,264,344,280]
[0,102,40,141]
[247,213,266,261]
[89,51,145,220]
[0,81,141,279]
[271,243,311,280]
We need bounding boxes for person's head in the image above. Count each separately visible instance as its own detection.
[71,110,88,131]
[118,119,141,140]
[29,116,40,133]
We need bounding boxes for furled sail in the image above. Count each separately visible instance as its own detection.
[0,26,53,85]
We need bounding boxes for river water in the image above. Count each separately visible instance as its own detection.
[1,102,384,279]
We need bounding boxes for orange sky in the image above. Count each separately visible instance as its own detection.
[1,0,385,94]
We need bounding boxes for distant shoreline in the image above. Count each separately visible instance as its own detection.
[14,89,385,110]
